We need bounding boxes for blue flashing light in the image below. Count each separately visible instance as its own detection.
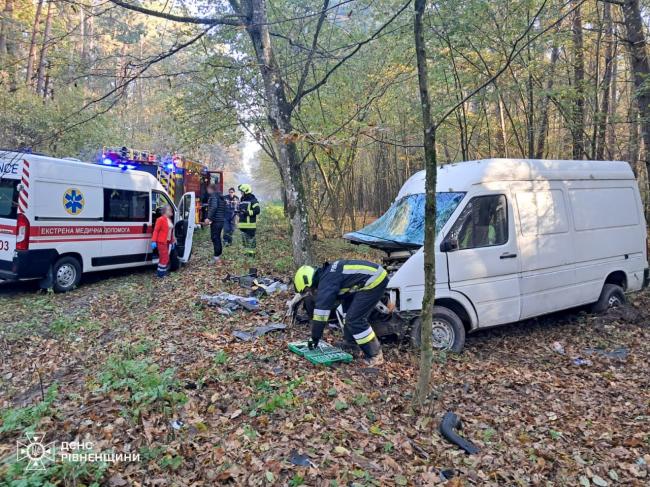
[126,164,136,170]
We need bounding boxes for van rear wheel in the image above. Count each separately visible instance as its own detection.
[410,306,466,353]
[590,283,625,313]
[52,256,81,293]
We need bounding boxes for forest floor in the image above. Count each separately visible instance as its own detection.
[0,207,649,487]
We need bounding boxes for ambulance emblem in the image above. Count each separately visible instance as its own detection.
[63,188,84,215]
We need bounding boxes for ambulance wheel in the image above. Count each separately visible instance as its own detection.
[52,256,81,293]
[590,284,625,313]
[410,307,465,353]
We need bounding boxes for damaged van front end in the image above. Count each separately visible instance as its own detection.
[343,170,469,346]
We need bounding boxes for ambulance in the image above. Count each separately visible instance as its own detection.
[0,150,197,292]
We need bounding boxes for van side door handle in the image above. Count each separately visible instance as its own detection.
[500,252,517,259]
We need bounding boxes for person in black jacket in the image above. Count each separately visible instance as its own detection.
[237,184,260,257]
[204,184,226,264]
[223,187,239,247]
[293,260,388,366]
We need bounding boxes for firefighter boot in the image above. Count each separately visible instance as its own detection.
[359,336,383,366]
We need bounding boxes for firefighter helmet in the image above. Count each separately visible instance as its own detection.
[238,183,252,194]
[294,265,316,293]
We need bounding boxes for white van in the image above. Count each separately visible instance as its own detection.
[0,151,196,292]
[345,159,649,352]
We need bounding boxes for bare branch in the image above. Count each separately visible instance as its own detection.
[292,0,330,106]
[107,0,243,26]
[433,0,587,129]
[293,0,412,107]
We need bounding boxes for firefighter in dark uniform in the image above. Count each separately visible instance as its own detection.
[293,260,388,366]
[237,184,260,257]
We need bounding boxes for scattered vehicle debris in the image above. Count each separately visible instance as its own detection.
[551,341,566,355]
[572,357,593,366]
[200,293,259,312]
[289,449,316,467]
[438,412,480,455]
[440,469,457,481]
[224,270,287,296]
[583,347,629,360]
[233,323,287,341]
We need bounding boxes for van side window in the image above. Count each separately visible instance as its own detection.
[0,179,18,219]
[152,191,173,219]
[451,195,508,249]
[104,189,149,222]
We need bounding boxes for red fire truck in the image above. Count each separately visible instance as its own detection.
[101,147,223,222]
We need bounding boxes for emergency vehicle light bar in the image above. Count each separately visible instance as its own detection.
[102,146,158,164]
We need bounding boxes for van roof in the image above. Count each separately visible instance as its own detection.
[397,158,635,199]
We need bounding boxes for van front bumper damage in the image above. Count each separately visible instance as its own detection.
[0,249,58,281]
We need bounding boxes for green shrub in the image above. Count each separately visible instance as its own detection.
[0,384,58,433]
[99,357,186,419]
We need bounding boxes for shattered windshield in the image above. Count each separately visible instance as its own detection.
[345,192,466,248]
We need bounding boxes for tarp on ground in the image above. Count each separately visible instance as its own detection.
[344,192,465,250]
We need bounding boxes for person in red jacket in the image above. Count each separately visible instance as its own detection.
[152,205,176,277]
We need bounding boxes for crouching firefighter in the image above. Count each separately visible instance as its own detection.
[237,184,260,257]
[294,260,388,366]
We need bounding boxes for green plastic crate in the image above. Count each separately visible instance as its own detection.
[288,340,353,366]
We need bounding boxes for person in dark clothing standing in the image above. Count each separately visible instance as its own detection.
[204,184,226,264]
[223,187,239,247]
[237,184,260,257]
[293,260,388,366]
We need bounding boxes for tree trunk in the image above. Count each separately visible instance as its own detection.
[495,91,508,157]
[242,0,313,265]
[620,0,650,193]
[571,0,585,159]
[0,0,17,90]
[596,2,614,160]
[413,0,437,406]
[25,0,44,86]
[607,37,618,159]
[536,45,560,158]
[0,0,13,55]
[36,0,54,96]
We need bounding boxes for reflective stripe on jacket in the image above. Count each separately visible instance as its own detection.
[312,260,387,322]
[239,193,260,229]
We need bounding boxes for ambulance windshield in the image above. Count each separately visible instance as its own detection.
[344,192,465,250]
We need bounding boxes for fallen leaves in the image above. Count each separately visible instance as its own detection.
[2,225,650,486]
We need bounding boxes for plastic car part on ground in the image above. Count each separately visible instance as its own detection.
[289,449,317,467]
[200,292,259,312]
[583,347,629,360]
[232,323,287,341]
[224,270,288,296]
[288,340,353,366]
[438,412,480,455]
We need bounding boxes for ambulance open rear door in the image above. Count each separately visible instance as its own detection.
[176,192,196,263]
